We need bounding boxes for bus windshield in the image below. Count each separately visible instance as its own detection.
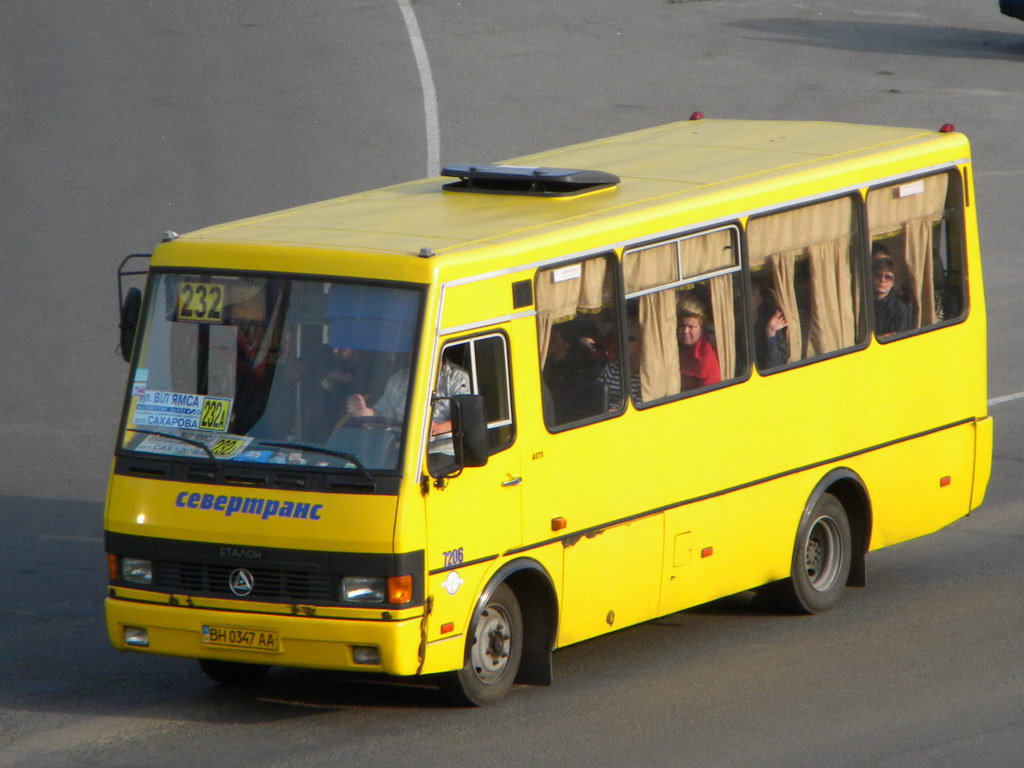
[120,273,423,471]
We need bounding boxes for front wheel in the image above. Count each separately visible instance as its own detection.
[439,583,523,706]
[774,492,852,614]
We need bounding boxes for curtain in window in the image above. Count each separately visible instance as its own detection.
[749,197,854,362]
[624,242,679,400]
[867,174,948,327]
[769,250,803,362]
[638,292,680,401]
[624,242,677,292]
[807,237,855,355]
[681,230,737,377]
[904,220,937,325]
[536,257,610,364]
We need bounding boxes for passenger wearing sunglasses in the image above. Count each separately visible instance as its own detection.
[873,256,913,336]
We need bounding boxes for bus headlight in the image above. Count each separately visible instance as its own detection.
[341,576,386,603]
[121,558,153,585]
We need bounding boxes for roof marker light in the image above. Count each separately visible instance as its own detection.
[690,111,705,120]
[939,124,955,133]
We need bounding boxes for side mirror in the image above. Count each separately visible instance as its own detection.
[450,394,489,469]
[117,253,150,363]
[119,286,142,363]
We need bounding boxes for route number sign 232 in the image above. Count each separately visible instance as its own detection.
[176,281,224,323]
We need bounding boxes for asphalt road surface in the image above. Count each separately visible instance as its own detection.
[2,1,1022,766]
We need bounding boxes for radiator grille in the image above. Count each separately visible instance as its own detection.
[158,561,334,601]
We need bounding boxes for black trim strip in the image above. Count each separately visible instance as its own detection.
[107,533,425,608]
[428,553,498,577]
[503,416,978,557]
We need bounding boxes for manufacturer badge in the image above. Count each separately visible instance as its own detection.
[442,570,463,596]
[229,568,255,597]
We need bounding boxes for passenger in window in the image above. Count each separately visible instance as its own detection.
[598,318,642,410]
[677,296,721,390]
[755,289,789,369]
[578,308,618,363]
[543,324,605,423]
[872,257,913,336]
[872,241,914,303]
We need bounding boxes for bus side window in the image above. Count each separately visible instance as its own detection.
[866,171,966,337]
[622,227,746,404]
[747,195,864,369]
[436,334,514,457]
[536,254,619,428]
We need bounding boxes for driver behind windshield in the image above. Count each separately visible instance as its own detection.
[344,357,470,446]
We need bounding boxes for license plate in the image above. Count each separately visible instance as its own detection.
[201,624,280,653]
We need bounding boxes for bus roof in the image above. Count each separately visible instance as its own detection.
[178,119,966,263]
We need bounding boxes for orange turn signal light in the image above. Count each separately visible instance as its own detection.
[551,517,567,531]
[387,575,414,604]
[107,553,119,581]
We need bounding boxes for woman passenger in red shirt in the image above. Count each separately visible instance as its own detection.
[677,295,722,390]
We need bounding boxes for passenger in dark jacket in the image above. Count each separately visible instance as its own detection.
[755,289,790,370]
[873,257,913,335]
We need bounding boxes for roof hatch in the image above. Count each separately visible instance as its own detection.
[441,164,620,197]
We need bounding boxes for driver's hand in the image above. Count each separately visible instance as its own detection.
[346,393,374,418]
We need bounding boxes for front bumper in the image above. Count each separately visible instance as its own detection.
[105,596,425,676]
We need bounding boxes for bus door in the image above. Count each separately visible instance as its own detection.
[423,332,523,627]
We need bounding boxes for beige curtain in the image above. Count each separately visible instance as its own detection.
[708,275,736,377]
[770,250,803,362]
[748,198,854,362]
[624,242,677,292]
[807,238,856,355]
[747,198,852,268]
[536,257,610,364]
[639,292,680,401]
[867,174,948,327]
[682,230,737,377]
[904,220,937,325]
[624,243,680,401]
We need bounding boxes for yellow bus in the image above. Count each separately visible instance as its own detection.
[106,117,992,705]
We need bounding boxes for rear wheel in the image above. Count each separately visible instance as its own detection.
[775,492,852,614]
[198,659,270,686]
[439,583,523,706]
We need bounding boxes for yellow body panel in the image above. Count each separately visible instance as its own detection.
[106,474,399,553]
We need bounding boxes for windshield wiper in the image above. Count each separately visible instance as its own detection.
[254,441,374,481]
[127,429,216,460]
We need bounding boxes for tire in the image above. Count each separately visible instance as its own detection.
[775,492,852,614]
[439,583,523,706]
[198,659,270,686]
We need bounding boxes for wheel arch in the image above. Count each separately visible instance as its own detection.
[806,468,873,588]
[475,558,558,686]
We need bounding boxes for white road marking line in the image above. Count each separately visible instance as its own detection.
[989,391,1024,407]
[397,0,441,177]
